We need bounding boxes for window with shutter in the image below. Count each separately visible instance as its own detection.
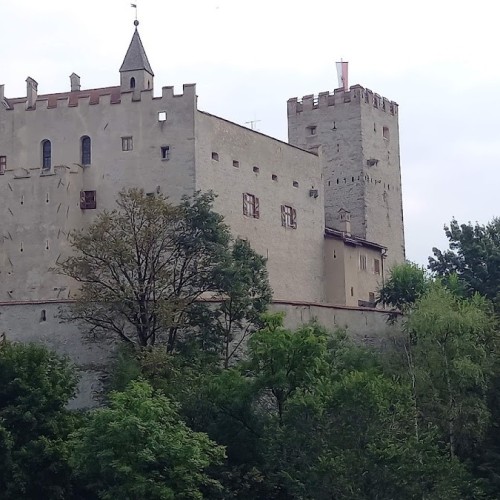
[0,156,6,175]
[80,190,96,209]
[243,193,259,219]
[374,258,380,274]
[281,205,297,228]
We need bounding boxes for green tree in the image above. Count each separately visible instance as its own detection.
[58,189,231,350]
[405,285,497,459]
[429,217,500,308]
[0,341,79,499]
[70,380,225,500]
[184,238,272,367]
[378,261,431,318]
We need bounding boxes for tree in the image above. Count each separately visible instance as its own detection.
[429,217,500,308]
[183,238,272,367]
[378,261,431,319]
[0,341,79,499]
[404,285,497,460]
[69,380,225,500]
[58,189,232,350]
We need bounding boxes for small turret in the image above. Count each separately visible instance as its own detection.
[119,21,154,93]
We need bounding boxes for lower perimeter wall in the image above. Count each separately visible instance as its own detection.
[0,300,400,408]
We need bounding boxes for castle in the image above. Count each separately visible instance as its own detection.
[0,24,404,405]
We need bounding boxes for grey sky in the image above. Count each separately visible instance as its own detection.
[2,0,499,266]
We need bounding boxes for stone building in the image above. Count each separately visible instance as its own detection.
[0,25,404,405]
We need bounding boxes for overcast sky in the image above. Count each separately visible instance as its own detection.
[2,0,499,266]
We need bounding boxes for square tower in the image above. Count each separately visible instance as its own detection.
[287,85,405,270]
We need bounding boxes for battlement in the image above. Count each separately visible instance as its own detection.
[1,83,197,112]
[287,85,398,116]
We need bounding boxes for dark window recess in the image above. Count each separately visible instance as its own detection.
[161,146,170,160]
[293,181,299,188]
[130,77,136,89]
[80,190,97,210]
[281,205,297,228]
[233,160,240,168]
[272,174,278,181]
[0,156,6,175]
[42,140,51,169]
[122,137,133,151]
[212,152,219,161]
[374,258,381,274]
[81,136,91,165]
[242,193,260,219]
[40,309,46,322]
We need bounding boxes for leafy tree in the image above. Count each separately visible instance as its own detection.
[58,189,232,350]
[184,238,272,367]
[69,380,225,500]
[404,285,497,459]
[429,217,500,308]
[378,261,431,320]
[0,341,79,499]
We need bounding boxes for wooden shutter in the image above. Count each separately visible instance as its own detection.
[281,205,286,227]
[0,156,6,174]
[291,208,297,228]
[242,193,248,216]
[254,197,260,219]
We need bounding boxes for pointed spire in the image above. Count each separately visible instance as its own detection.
[119,24,154,76]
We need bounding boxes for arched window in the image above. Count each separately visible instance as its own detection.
[130,77,136,89]
[383,126,390,141]
[41,140,51,170]
[81,136,91,165]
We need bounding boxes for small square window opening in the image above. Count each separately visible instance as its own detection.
[158,111,167,122]
[293,181,299,188]
[212,152,219,161]
[307,125,317,135]
[253,166,259,173]
[272,174,278,181]
[233,160,240,168]
[161,146,170,160]
[122,137,133,151]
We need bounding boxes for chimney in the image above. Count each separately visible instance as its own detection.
[338,208,351,235]
[0,84,4,101]
[70,72,81,92]
[26,77,38,109]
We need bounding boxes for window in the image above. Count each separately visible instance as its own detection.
[158,111,167,122]
[281,205,297,228]
[161,146,170,160]
[130,77,136,89]
[242,193,259,219]
[293,181,299,188]
[253,165,259,173]
[307,125,317,135]
[80,190,96,210]
[41,140,51,170]
[81,136,91,165]
[383,126,390,141]
[122,137,133,151]
[374,258,381,275]
[40,309,46,322]
[233,160,240,168]
[211,152,219,161]
[272,174,278,181]
[369,292,376,304]
[0,156,6,175]
[359,254,367,271]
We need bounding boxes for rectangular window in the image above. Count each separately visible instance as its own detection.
[212,152,219,161]
[121,137,133,151]
[161,146,170,160]
[374,258,380,275]
[307,125,317,135]
[0,156,6,175]
[281,204,297,228]
[233,160,240,168]
[80,190,96,210]
[359,254,367,271]
[242,193,259,219]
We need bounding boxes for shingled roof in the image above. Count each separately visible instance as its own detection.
[119,28,154,75]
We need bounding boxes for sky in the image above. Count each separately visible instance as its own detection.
[2,0,499,266]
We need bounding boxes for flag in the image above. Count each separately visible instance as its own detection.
[336,61,349,91]
[131,3,137,7]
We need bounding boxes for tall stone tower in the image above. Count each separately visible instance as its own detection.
[287,84,405,270]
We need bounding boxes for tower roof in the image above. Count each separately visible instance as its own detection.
[119,28,154,75]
